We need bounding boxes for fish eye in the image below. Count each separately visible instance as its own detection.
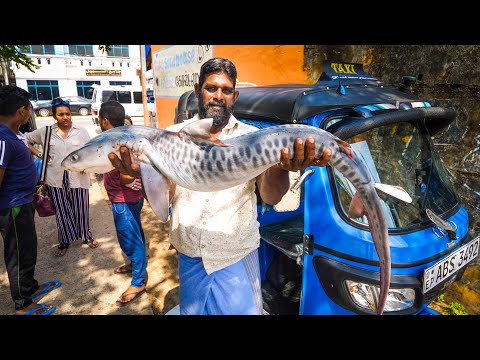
[72,154,79,161]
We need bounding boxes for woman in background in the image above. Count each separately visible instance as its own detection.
[26,99,99,257]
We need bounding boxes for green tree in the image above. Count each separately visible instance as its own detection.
[0,45,39,72]
[98,45,112,54]
[1,45,112,72]
[1,45,112,85]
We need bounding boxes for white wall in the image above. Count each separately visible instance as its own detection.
[13,45,142,97]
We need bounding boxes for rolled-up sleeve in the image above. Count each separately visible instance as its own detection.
[25,128,44,146]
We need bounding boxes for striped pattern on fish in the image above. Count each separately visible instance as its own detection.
[61,119,391,314]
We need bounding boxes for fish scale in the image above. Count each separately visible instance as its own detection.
[61,120,391,314]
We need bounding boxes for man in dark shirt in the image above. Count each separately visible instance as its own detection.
[99,100,147,307]
[0,85,60,315]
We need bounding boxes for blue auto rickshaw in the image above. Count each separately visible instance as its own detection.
[174,61,479,315]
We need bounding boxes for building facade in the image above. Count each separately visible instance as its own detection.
[13,45,141,101]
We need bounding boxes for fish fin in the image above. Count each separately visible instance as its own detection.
[207,138,230,147]
[179,117,230,147]
[335,138,354,160]
[179,118,214,139]
[139,163,171,223]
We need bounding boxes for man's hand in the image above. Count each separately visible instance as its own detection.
[108,146,141,177]
[123,177,142,191]
[258,137,331,205]
[277,137,331,172]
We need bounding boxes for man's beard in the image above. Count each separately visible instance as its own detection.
[198,93,233,132]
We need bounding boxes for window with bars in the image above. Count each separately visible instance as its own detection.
[68,45,94,56]
[27,80,60,101]
[76,81,100,99]
[23,45,55,55]
[107,45,129,58]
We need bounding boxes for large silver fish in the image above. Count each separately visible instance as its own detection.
[61,118,391,315]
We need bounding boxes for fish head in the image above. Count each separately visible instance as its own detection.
[61,140,116,174]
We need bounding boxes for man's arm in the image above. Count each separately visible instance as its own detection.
[109,146,176,203]
[0,168,5,188]
[256,137,331,206]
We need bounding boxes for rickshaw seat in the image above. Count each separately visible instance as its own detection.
[260,214,304,263]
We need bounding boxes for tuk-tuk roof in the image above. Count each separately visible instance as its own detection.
[174,62,455,136]
[232,61,423,123]
[175,77,422,125]
[231,82,420,123]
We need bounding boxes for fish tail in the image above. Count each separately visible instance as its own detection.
[363,186,391,315]
[333,146,391,315]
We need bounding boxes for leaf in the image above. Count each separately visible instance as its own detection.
[98,45,112,55]
[0,45,40,73]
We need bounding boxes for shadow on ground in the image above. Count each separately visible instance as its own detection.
[0,174,179,315]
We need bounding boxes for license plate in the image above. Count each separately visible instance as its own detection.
[423,236,479,294]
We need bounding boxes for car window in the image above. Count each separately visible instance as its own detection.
[133,91,143,104]
[117,91,132,103]
[102,91,117,102]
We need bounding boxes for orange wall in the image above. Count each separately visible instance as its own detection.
[152,45,306,129]
[214,45,306,85]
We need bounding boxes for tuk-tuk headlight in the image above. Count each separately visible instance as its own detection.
[345,280,415,312]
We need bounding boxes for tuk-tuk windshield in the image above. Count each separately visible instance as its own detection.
[330,120,459,230]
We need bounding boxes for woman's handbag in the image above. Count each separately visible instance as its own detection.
[33,126,56,217]
[33,182,56,217]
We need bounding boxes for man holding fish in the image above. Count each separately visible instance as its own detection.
[107,58,331,314]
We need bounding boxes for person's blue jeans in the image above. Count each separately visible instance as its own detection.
[112,199,146,288]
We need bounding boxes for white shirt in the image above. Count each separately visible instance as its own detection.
[25,124,91,189]
[16,132,29,147]
[167,115,261,274]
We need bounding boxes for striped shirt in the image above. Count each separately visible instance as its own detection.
[167,115,261,274]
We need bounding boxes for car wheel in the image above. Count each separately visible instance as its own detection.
[124,115,133,125]
[79,107,89,116]
[39,108,50,117]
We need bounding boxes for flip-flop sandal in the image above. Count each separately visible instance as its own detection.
[115,289,146,307]
[83,239,100,249]
[55,243,69,257]
[114,264,133,274]
[32,279,62,299]
[15,303,57,316]
[55,248,68,257]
